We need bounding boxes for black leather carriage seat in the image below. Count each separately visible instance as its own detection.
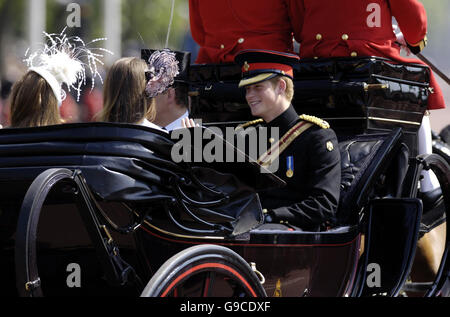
[252,127,408,237]
[336,128,408,226]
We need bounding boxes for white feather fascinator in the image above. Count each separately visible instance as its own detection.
[24,28,112,107]
[145,49,180,98]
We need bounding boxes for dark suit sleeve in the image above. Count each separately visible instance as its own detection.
[271,128,341,229]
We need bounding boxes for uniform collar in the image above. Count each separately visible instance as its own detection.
[267,105,299,135]
[164,110,190,131]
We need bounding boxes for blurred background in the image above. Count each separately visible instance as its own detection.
[0,0,448,132]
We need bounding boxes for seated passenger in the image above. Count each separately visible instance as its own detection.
[98,50,179,132]
[234,50,341,231]
[9,31,105,128]
[9,71,63,128]
[149,51,191,131]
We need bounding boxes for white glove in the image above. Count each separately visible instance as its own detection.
[393,24,412,57]
[181,117,201,128]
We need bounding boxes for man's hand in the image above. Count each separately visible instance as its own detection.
[181,117,200,128]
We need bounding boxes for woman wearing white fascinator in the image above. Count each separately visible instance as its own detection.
[98,49,179,132]
[9,28,110,128]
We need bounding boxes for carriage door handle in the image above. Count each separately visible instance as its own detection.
[250,262,265,285]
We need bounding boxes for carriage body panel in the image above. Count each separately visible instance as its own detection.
[137,222,361,297]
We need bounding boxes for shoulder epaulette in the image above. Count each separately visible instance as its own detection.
[299,114,330,129]
[235,119,264,131]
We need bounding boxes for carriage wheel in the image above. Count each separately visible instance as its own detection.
[140,245,267,297]
[401,154,450,297]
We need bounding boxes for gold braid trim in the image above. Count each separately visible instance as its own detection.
[235,119,264,131]
[236,114,329,131]
[257,121,314,167]
[299,114,330,129]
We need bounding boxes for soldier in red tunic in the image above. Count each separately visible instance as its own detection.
[290,0,444,190]
[289,0,445,111]
[188,0,297,64]
[289,0,446,284]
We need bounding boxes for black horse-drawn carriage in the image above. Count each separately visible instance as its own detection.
[0,56,448,297]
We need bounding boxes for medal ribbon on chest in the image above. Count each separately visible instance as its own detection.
[286,156,294,178]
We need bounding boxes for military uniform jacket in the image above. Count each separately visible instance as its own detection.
[289,0,445,110]
[241,106,341,231]
[189,0,297,64]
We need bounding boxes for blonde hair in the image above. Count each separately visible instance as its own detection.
[269,76,294,103]
[98,57,156,123]
[10,71,62,128]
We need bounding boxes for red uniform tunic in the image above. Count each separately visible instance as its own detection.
[290,0,445,110]
[189,0,296,64]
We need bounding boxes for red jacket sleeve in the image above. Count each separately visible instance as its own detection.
[287,0,305,45]
[390,0,427,45]
[188,0,205,47]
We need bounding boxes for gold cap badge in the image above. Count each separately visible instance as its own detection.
[244,61,250,72]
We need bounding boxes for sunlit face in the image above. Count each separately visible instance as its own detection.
[245,80,279,120]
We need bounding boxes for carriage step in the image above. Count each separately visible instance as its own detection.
[401,282,434,292]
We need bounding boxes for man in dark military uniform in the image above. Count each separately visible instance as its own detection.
[234,49,341,231]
